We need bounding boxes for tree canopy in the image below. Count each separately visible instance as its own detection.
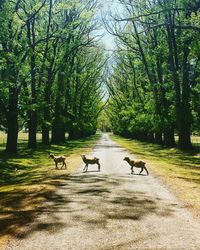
[106,0,200,150]
[0,0,199,152]
[0,0,106,152]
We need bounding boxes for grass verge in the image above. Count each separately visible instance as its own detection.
[0,134,100,247]
[111,134,200,217]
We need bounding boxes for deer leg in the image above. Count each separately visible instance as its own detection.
[144,166,149,175]
[139,168,143,174]
[61,162,64,169]
[131,166,134,174]
[62,161,66,169]
[83,164,87,172]
[61,161,66,169]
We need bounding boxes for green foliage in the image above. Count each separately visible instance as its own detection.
[0,0,105,150]
[108,0,200,148]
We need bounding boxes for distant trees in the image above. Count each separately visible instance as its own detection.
[0,0,105,152]
[106,0,200,150]
[97,107,112,132]
[1,0,199,152]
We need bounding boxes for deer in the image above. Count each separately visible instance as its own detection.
[49,153,67,170]
[123,157,149,175]
[81,155,101,172]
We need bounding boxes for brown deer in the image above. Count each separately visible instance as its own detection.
[123,157,148,175]
[81,155,101,172]
[49,153,67,170]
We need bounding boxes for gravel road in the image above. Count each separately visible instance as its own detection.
[4,134,200,250]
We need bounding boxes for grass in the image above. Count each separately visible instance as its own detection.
[0,131,43,147]
[174,135,200,149]
[191,135,200,148]
[0,132,100,246]
[111,134,200,217]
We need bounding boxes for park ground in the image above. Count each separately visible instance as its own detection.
[0,132,100,247]
[111,134,200,216]
[0,133,200,249]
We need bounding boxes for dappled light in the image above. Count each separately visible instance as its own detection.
[0,0,200,248]
[1,134,200,249]
[0,173,174,241]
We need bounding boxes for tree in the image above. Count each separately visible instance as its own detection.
[106,0,200,149]
[0,0,106,152]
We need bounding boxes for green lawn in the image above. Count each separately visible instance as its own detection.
[191,135,200,148]
[0,131,43,150]
[174,135,200,149]
[111,134,200,216]
[0,133,100,245]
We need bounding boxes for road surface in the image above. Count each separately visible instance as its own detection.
[4,134,200,250]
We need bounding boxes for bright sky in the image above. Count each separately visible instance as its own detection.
[96,0,124,51]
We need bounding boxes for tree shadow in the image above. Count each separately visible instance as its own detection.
[0,181,69,240]
[177,176,200,185]
[130,173,148,176]
[0,173,175,243]
[116,137,200,168]
[0,134,99,187]
[82,170,100,173]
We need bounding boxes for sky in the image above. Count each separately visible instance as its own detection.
[96,0,124,51]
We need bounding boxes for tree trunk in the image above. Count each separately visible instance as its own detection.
[163,127,176,147]
[42,103,50,145]
[51,96,65,144]
[178,41,192,150]
[51,69,66,144]
[60,129,65,143]
[147,132,154,143]
[178,122,192,150]
[42,89,51,145]
[42,126,50,145]
[51,120,65,144]
[27,19,37,149]
[51,119,60,144]
[154,132,163,144]
[6,86,18,153]
[68,130,82,140]
[178,104,192,150]
[28,111,37,149]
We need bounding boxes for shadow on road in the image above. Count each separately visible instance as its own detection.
[0,173,175,241]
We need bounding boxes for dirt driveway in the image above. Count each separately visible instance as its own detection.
[3,134,200,250]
